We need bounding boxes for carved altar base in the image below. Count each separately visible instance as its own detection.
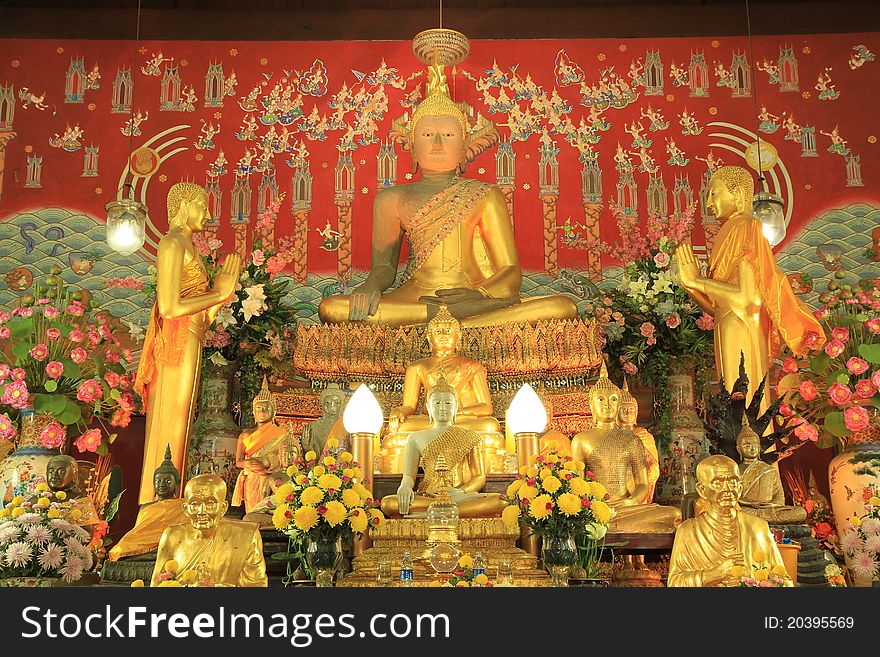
[338,518,551,587]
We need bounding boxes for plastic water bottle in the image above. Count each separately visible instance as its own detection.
[472,551,486,577]
[399,552,414,586]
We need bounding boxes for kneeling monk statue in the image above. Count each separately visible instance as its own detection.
[318,62,577,328]
[381,375,506,517]
[668,455,792,587]
[152,474,267,587]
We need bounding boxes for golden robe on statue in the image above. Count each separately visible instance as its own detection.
[231,422,289,513]
[668,510,791,587]
[135,257,211,504]
[107,499,188,561]
[417,426,482,495]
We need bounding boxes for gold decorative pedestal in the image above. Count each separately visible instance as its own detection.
[339,518,551,587]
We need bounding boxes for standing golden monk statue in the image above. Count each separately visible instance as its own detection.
[151,474,267,587]
[668,455,791,587]
[135,182,241,504]
[675,166,823,410]
[318,62,577,328]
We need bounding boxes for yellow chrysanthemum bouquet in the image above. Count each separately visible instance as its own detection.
[501,450,615,583]
[270,438,384,584]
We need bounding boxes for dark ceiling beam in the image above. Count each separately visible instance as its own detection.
[1,2,878,40]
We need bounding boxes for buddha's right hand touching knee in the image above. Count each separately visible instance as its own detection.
[348,281,382,321]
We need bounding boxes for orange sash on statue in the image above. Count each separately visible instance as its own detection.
[243,422,288,457]
[708,213,825,356]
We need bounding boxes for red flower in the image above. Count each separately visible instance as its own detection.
[74,428,102,453]
[665,313,681,329]
[866,318,880,334]
[844,406,871,432]
[799,380,818,402]
[70,347,88,364]
[45,361,64,379]
[873,370,880,389]
[0,364,9,381]
[831,327,850,343]
[65,301,85,316]
[814,308,830,320]
[2,381,29,409]
[0,327,10,339]
[11,368,25,381]
[105,349,121,364]
[825,340,845,358]
[696,313,715,331]
[39,422,66,449]
[582,498,591,508]
[30,343,49,361]
[779,403,793,417]
[46,328,61,340]
[118,393,135,411]
[110,409,132,428]
[316,505,328,515]
[68,329,84,342]
[847,357,870,375]
[803,331,821,349]
[782,357,799,374]
[856,379,877,399]
[827,383,853,407]
[814,522,833,540]
[640,322,655,337]
[103,372,121,388]
[76,379,103,403]
[623,361,638,375]
[794,422,819,442]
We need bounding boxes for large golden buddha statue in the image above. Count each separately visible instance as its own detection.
[151,474,267,587]
[231,377,297,514]
[571,364,680,532]
[380,377,506,518]
[135,182,241,504]
[668,455,792,587]
[318,61,577,328]
[675,166,823,411]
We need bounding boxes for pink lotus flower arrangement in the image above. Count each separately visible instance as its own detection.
[776,270,880,448]
[0,273,136,455]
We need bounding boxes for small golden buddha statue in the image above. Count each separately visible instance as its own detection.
[380,377,506,518]
[735,419,806,524]
[675,165,824,412]
[232,377,298,514]
[151,474,267,587]
[109,445,188,562]
[135,181,241,504]
[46,455,99,528]
[571,364,680,533]
[383,306,505,472]
[318,61,577,328]
[301,384,347,457]
[668,455,792,587]
[618,379,659,503]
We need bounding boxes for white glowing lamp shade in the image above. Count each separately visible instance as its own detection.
[752,192,786,248]
[342,384,384,435]
[507,383,548,434]
[106,198,147,255]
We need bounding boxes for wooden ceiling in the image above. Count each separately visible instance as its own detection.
[1,0,878,39]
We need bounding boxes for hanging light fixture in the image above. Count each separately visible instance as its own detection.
[106,0,147,255]
[745,0,786,248]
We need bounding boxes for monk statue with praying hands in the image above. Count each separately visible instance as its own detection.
[318,61,577,328]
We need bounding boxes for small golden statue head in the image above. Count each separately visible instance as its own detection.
[183,473,229,531]
[153,444,181,501]
[426,305,461,354]
[426,368,458,423]
[707,166,754,218]
[735,416,762,461]
[617,377,638,427]
[46,454,80,495]
[695,454,742,511]
[319,383,346,419]
[166,181,210,231]
[252,376,276,424]
[588,361,621,423]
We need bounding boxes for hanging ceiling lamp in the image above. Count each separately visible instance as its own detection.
[106,0,147,255]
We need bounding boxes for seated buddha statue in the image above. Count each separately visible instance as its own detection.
[735,418,806,524]
[618,378,660,503]
[301,384,348,457]
[152,474,267,587]
[318,61,577,329]
[668,455,792,587]
[380,377,506,518]
[571,364,680,533]
[383,306,505,473]
[46,454,99,529]
[108,445,188,562]
[232,377,298,514]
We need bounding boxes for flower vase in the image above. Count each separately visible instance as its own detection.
[0,407,61,503]
[187,361,241,503]
[828,420,880,587]
[654,356,708,506]
[541,533,576,587]
[306,536,342,587]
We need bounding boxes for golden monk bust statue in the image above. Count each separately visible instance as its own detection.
[135,182,241,504]
[152,474,267,587]
[232,377,298,514]
[668,455,792,587]
[380,378,506,518]
[109,445,188,562]
[571,364,680,532]
[617,379,660,503]
[735,419,806,524]
[675,166,823,411]
[318,63,577,328]
[301,384,347,457]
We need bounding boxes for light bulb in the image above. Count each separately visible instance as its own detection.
[507,383,547,434]
[752,191,786,248]
[342,384,384,435]
[106,199,147,255]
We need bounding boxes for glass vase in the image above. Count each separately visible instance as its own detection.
[541,533,576,587]
[306,536,342,587]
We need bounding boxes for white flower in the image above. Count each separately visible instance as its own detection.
[652,271,675,294]
[628,278,649,297]
[18,513,41,524]
[59,554,84,583]
[840,527,864,554]
[215,304,238,330]
[72,525,91,543]
[49,519,76,535]
[851,550,879,580]
[126,321,146,344]
[860,518,880,536]
[0,525,22,545]
[25,525,52,545]
[241,284,268,322]
[865,534,880,554]
[38,544,64,570]
[5,541,32,568]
